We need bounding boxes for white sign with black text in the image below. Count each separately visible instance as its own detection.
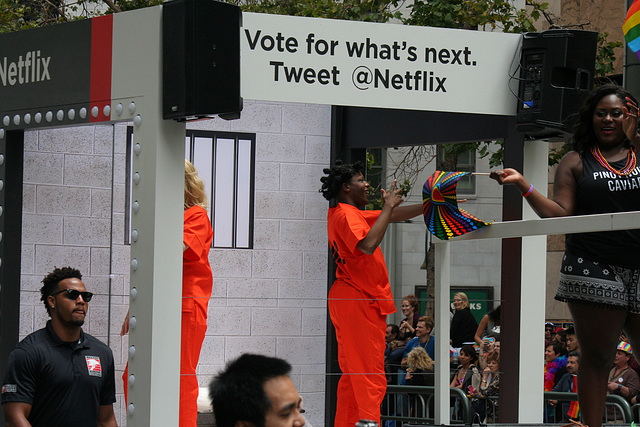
[241,13,522,116]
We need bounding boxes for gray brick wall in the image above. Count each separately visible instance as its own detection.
[21,124,131,425]
[18,100,331,426]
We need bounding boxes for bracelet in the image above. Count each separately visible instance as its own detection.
[619,383,623,390]
[522,184,534,198]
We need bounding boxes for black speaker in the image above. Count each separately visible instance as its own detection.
[516,29,598,137]
[162,0,242,120]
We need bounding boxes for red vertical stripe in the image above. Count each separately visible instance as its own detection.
[628,0,640,19]
[90,15,113,122]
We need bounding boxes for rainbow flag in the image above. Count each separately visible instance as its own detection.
[624,0,640,60]
[567,375,580,419]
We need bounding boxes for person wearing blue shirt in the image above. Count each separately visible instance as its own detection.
[402,316,435,365]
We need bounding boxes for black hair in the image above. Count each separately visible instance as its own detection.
[486,333,500,341]
[565,326,575,335]
[40,266,83,316]
[555,329,567,341]
[572,84,639,156]
[547,341,567,357]
[567,350,581,363]
[319,160,365,201]
[209,354,292,427]
[460,344,478,363]
[387,324,400,336]
[487,305,501,323]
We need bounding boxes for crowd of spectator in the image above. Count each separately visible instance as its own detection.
[384,302,640,425]
[541,322,640,424]
[383,301,640,424]
[383,298,502,423]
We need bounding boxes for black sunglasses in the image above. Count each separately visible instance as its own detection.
[51,289,93,302]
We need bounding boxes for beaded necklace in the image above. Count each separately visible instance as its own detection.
[590,145,637,176]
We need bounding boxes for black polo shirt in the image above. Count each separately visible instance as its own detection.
[2,320,116,427]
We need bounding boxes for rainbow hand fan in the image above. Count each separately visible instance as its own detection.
[624,0,640,61]
[423,171,491,240]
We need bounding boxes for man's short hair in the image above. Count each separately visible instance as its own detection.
[567,350,581,363]
[40,266,83,316]
[209,354,292,427]
[418,316,434,331]
[565,326,575,335]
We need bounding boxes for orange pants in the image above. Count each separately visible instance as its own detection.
[329,280,387,427]
[123,304,207,427]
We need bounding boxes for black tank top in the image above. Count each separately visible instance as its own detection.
[565,147,640,268]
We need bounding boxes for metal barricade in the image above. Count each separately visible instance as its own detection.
[381,389,633,425]
[543,391,633,424]
[603,394,634,424]
[631,402,640,422]
[382,386,471,425]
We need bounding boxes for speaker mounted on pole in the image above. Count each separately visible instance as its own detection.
[162,0,242,121]
[516,29,598,138]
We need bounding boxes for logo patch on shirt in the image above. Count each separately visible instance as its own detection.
[2,384,17,393]
[85,356,102,377]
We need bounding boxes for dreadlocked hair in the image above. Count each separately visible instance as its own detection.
[319,160,365,201]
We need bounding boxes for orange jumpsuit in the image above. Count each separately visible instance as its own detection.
[327,203,396,427]
[124,205,213,427]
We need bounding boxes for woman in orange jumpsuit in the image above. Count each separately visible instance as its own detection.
[122,159,213,426]
[320,161,422,426]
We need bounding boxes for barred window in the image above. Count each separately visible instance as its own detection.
[126,128,255,248]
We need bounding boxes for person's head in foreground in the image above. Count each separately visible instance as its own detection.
[209,354,305,427]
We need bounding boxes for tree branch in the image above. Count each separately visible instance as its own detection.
[103,0,122,13]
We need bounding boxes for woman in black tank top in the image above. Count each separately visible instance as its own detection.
[490,84,640,427]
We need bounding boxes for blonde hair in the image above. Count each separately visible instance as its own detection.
[454,292,469,309]
[184,159,208,210]
[406,346,435,372]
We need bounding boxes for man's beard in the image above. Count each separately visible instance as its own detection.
[70,318,85,327]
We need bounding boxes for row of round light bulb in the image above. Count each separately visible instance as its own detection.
[0,102,142,140]
[128,132,142,417]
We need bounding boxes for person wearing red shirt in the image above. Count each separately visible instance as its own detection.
[320,161,422,426]
[122,160,213,426]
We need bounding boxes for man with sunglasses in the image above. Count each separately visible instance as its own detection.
[2,267,117,426]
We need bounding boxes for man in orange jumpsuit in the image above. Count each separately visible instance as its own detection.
[320,161,422,426]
